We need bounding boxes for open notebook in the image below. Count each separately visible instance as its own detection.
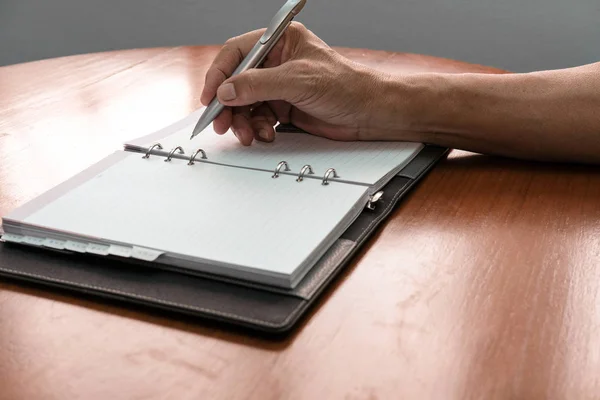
[0,108,424,289]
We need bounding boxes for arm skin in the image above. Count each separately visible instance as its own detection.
[203,23,599,164]
[377,62,600,164]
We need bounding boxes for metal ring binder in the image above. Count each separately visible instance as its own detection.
[272,161,290,178]
[142,143,163,159]
[187,148,207,165]
[164,146,185,162]
[322,168,339,185]
[296,165,314,182]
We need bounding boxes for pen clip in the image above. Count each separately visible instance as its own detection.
[259,0,306,44]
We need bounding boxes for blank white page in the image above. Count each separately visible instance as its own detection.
[21,153,368,285]
[127,111,423,187]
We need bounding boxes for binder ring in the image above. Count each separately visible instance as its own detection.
[272,161,290,178]
[187,148,207,165]
[322,168,339,185]
[142,143,163,158]
[296,165,314,182]
[164,146,185,162]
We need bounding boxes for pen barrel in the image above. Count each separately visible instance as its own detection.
[231,41,271,77]
[203,97,225,124]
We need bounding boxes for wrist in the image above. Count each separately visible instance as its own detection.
[360,71,444,142]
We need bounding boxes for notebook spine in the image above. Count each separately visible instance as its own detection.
[141,142,339,185]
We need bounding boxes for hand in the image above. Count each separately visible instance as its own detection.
[201,22,391,146]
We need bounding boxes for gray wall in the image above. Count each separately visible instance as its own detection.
[1,0,598,72]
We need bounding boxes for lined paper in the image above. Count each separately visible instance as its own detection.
[22,153,367,281]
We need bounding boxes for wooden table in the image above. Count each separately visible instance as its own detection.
[1,46,599,400]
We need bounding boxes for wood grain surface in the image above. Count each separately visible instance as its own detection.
[1,46,599,400]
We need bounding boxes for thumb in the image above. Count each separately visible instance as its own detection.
[216,66,296,106]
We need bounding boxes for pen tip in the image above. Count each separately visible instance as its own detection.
[190,112,215,140]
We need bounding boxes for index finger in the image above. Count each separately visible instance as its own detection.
[200,29,266,106]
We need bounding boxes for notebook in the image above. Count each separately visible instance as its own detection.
[0,108,424,289]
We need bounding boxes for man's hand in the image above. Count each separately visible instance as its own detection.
[202,22,600,164]
[200,22,391,146]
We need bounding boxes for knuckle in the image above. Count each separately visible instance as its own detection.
[288,22,309,41]
[287,22,311,44]
[222,37,243,59]
[289,21,317,40]
[213,66,228,81]
[223,36,238,47]
[209,71,226,90]
[205,65,225,85]
[287,22,325,58]
[289,21,306,32]
[206,67,220,80]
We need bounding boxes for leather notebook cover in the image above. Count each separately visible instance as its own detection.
[0,131,448,335]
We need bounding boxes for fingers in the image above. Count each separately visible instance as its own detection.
[207,66,294,142]
[251,103,277,142]
[201,29,266,106]
[201,21,309,107]
[268,100,293,125]
[212,107,232,135]
[218,103,281,145]
[200,22,317,144]
[216,65,300,107]
[208,102,281,146]
[231,106,254,146]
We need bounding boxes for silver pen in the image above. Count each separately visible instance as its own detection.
[190,0,307,140]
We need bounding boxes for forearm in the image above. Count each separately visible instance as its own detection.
[383,63,600,163]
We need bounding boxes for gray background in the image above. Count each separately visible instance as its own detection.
[1,0,598,71]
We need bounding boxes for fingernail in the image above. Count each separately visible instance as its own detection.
[232,128,240,139]
[218,83,236,101]
[258,129,271,141]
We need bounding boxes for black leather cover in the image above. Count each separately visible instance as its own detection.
[0,130,448,335]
